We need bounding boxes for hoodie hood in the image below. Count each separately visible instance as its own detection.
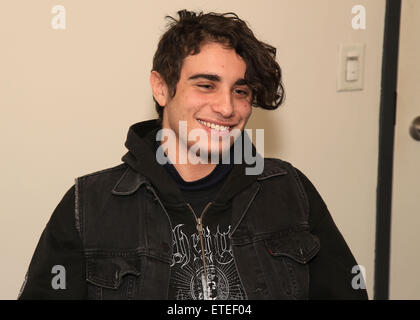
[121,119,259,205]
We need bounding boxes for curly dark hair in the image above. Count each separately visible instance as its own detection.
[152,9,285,122]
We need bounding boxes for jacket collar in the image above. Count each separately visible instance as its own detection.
[112,157,289,195]
[115,119,288,204]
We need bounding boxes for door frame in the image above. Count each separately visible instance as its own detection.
[374,0,401,300]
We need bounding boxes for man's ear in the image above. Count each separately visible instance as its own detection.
[150,71,169,107]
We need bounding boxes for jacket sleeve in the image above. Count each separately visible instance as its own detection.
[18,185,87,299]
[295,169,368,300]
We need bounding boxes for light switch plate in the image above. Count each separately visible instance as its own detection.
[337,43,365,91]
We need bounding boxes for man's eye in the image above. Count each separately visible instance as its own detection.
[234,88,250,96]
[197,84,213,89]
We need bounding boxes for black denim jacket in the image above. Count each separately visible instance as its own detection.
[18,121,368,300]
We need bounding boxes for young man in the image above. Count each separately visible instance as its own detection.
[19,10,368,300]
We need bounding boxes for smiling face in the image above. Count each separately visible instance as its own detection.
[151,41,253,161]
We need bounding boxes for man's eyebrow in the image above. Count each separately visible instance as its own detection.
[188,74,249,86]
[234,79,248,86]
[188,74,221,81]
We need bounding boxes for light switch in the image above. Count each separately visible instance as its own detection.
[337,44,365,91]
[345,53,359,81]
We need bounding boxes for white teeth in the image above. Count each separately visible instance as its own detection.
[197,119,230,131]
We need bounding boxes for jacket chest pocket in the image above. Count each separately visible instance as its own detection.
[261,230,320,299]
[86,255,142,300]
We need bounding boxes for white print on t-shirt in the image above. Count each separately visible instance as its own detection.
[171,224,233,268]
[170,224,245,300]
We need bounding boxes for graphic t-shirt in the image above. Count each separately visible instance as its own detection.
[158,145,246,300]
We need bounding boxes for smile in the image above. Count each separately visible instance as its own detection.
[197,119,231,132]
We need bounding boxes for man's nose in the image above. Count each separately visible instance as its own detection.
[212,89,234,118]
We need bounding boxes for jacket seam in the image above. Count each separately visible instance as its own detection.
[112,167,147,195]
[257,158,288,180]
[285,163,310,222]
[78,163,126,179]
[75,164,128,242]
[252,240,272,298]
[74,178,81,238]
[111,167,131,194]
[229,183,261,238]
[230,224,310,246]
[85,251,172,264]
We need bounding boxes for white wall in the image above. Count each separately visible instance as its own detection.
[0,0,385,299]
